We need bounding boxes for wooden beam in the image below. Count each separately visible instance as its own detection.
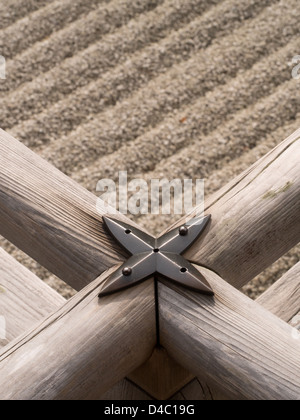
[1,248,298,400]
[172,378,229,401]
[159,266,300,400]
[0,247,199,401]
[0,248,65,349]
[290,313,300,331]
[128,347,194,400]
[144,130,299,400]
[0,129,298,400]
[0,270,156,400]
[99,379,153,400]
[0,129,183,399]
[0,247,151,400]
[170,129,300,289]
[103,131,300,400]
[0,129,134,291]
[0,130,158,397]
[171,261,300,401]
[257,262,300,323]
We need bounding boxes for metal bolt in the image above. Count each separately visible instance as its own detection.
[122,267,132,277]
[179,226,188,236]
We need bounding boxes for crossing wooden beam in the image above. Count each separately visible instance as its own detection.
[172,260,300,400]
[0,248,64,349]
[0,269,156,400]
[0,247,151,399]
[257,261,300,323]
[0,128,299,400]
[170,129,300,289]
[159,266,300,400]
[0,129,132,291]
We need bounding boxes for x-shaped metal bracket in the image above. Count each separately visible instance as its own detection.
[99,215,214,297]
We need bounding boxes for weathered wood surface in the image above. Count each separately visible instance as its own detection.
[4,256,297,401]
[159,266,300,400]
[172,378,229,401]
[168,129,300,289]
[1,250,298,400]
[128,347,194,400]
[0,248,65,349]
[0,270,156,400]
[0,129,158,397]
[0,129,136,291]
[100,379,152,401]
[171,261,300,401]
[2,128,299,295]
[0,249,150,400]
[0,127,299,400]
[257,262,300,323]
[101,295,300,401]
[290,313,300,331]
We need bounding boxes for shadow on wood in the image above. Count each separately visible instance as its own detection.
[129,347,194,400]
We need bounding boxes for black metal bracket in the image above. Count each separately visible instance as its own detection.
[99,215,214,297]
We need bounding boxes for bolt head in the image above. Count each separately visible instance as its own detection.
[179,226,188,236]
[122,267,132,277]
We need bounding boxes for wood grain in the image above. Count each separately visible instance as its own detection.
[0,129,157,397]
[0,270,156,400]
[0,129,140,291]
[1,248,298,400]
[0,248,151,400]
[128,347,194,400]
[169,129,300,289]
[290,312,300,330]
[0,248,65,349]
[172,378,229,401]
[1,128,299,400]
[159,266,300,400]
[99,379,153,400]
[170,261,300,401]
[257,262,300,323]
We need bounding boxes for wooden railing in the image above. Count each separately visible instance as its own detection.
[0,128,299,400]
